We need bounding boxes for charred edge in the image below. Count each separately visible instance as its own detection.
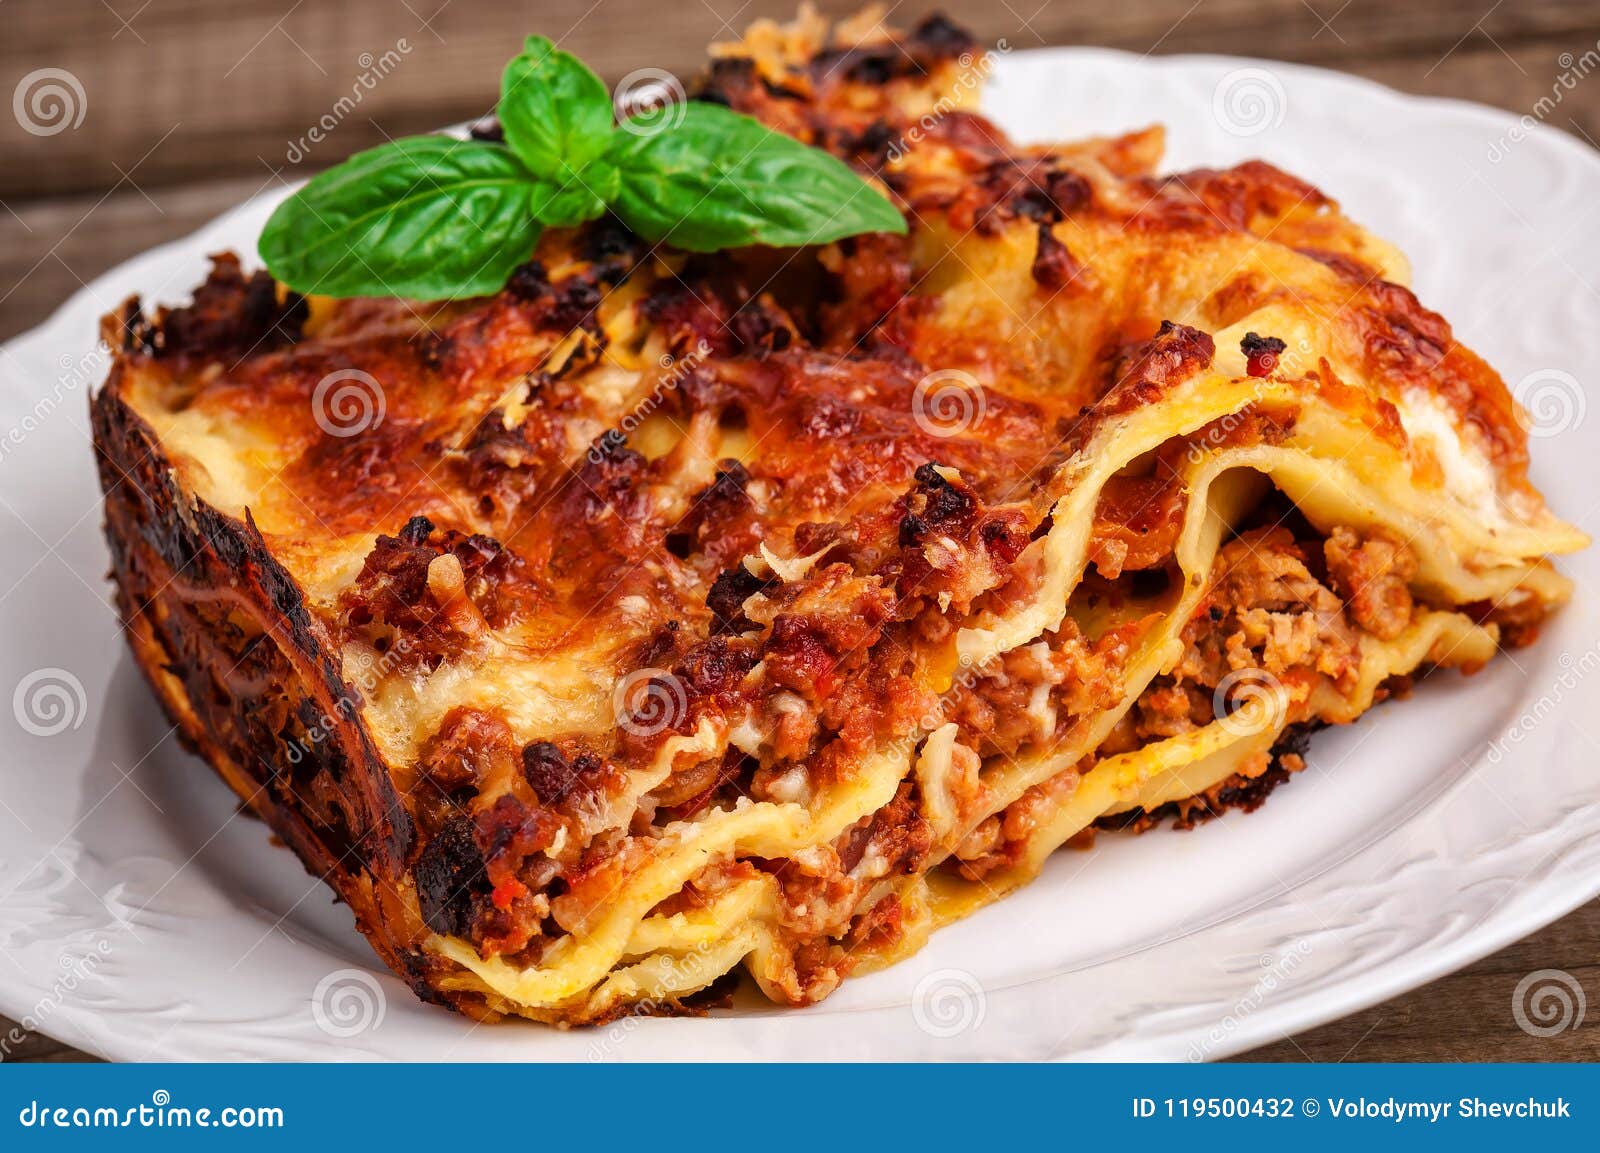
[1092,721,1324,834]
[135,254,307,361]
[1241,331,1288,378]
[809,14,979,86]
[89,368,447,1003]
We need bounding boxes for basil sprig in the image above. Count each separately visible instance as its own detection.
[259,35,906,300]
[608,103,904,251]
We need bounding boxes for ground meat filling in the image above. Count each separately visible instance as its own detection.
[400,499,1430,967]
[950,519,1425,876]
[1164,521,1394,704]
[1323,524,1417,641]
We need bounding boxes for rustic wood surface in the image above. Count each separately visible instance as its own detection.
[2,0,1597,1063]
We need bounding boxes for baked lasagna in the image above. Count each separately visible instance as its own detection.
[91,9,1585,1023]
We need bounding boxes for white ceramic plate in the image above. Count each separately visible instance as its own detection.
[2,47,1598,1062]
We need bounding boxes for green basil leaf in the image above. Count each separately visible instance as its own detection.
[259,136,542,300]
[528,156,619,229]
[499,35,615,180]
[605,103,906,251]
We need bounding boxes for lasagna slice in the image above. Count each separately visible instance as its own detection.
[91,10,1585,1023]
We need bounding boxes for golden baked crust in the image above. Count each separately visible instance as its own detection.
[91,10,1584,1023]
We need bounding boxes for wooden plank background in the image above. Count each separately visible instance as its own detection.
[1,0,1597,1062]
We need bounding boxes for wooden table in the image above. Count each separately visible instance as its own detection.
[2,0,1597,1062]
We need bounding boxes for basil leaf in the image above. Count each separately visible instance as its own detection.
[259,136,542,300]
[605,103,905,251]
[499,35,614,180]
[528,156,619,229]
